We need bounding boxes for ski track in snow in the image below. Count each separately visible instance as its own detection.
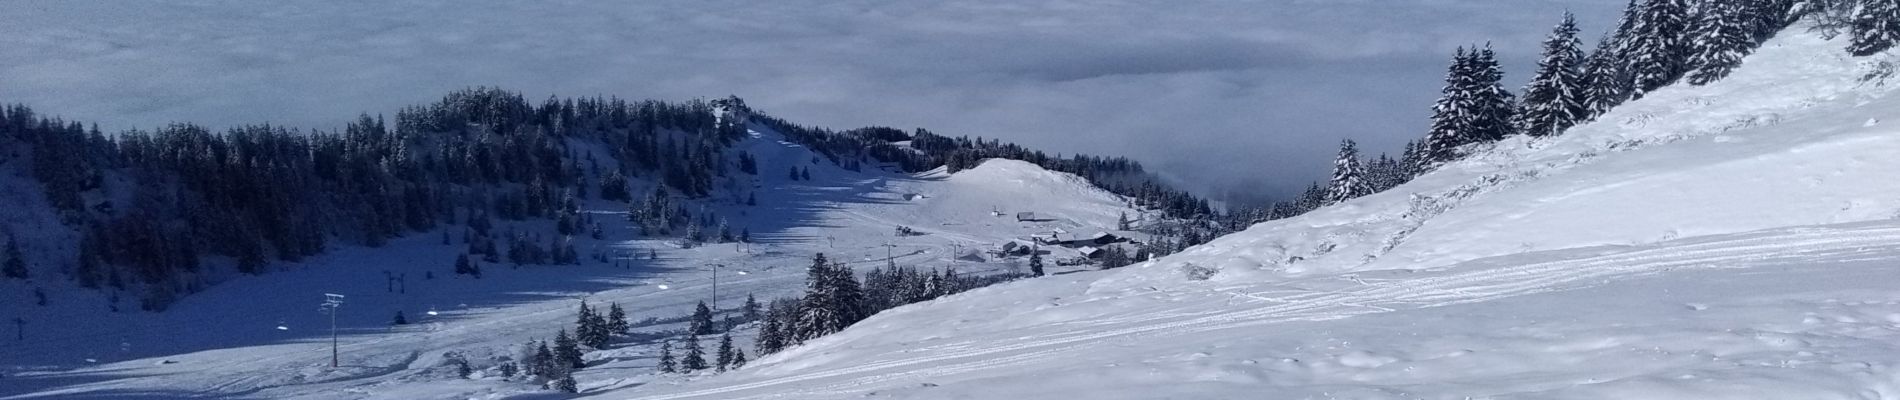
[628,223,1900,399]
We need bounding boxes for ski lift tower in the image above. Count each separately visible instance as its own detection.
[319,294,345,368]
[704,264,725,311]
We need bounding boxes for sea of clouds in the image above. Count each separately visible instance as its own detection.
[0,0,1619,203]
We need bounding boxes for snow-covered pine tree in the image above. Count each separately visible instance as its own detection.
[1748,0,1797,42]
[742,294,761,322]
[1627,0,1694,96]
[584,308,611,348]
[533,341,557,379]
[1468,46,1518,142]
[1419,48,1475,170]
[794,253,843,342]
[1397,140,1426,179]
[755,311,786,354]
[1687,0,1756,84]
[715,333,735,372]
[1519,13,1588,137]
[607,303,630,335]
[730,348,748,369]
[1324,140,1372,204]
[3,239,27,280]
[1364,153,1403,192]
[717,219,733,243]
[923,269,946,299]
[554,329,584,370]
[1612,0,1644,50]
[689,301,716,335]
[830,262,867,326]
[681,334,709,370]
[657,341,677,373]
[1288,181,1323,213]
[575,302,597,342]
[683,222,703,246]
[941,267,963,294]
[1579,32,1632,120]
[1850,0,1900,56]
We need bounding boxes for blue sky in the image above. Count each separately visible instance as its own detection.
[0,0,1622,204]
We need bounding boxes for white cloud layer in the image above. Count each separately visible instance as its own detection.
[0,0,1620,202]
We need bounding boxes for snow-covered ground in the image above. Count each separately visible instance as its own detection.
[617,30,1900,399]
[0,123,1139,399]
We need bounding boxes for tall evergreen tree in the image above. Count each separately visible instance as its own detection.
[1850,0,1900,56]
[755,311,786,354]
[1520,13,1589,137]
[533,341,557,379]
[1687,0,1757,85]
[742,294,761,322]
[1756,0,1799,40]
[730,348,748,369]
[830,262,866,326]
[607,303,630,335]
[553,329,585,370]
[575,302,601,346]
[715,332,736,372]
[1324,140,1372,204]
[657,341,677,373]
[681,334,709,370]
[1397,140,1426,180]
[689,300,716,335]
[1363,153,1404,192]
[1468,46,1519,142]
[1627,0,1695,96]
[1419,48,1478,170]
[1580,32,1633,119]
[794,253,845,341]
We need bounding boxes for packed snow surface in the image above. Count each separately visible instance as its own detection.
[623,31,1900,399]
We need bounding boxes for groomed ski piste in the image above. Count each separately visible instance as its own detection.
[619,31,1900,399]
[0,122,1142,399]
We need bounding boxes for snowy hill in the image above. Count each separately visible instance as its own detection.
[0,120,1141,399]
[616,31,1900,399]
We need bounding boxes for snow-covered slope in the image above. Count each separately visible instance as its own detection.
[0,123,1139,399]
[1154,31,1900,285]
[620,31,1900,399]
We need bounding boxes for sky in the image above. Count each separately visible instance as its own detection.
[0,0,1622,204]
